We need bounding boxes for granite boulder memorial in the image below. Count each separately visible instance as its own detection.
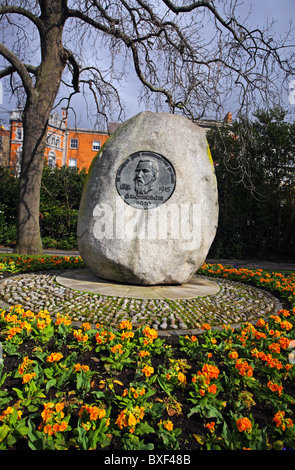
[77,112,218,285]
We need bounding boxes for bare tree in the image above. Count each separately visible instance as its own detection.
[0,0,294,254]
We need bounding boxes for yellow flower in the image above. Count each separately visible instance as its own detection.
[119,320,133,330]
[178,372,186,384]
[82,322,92,331]
[158,420,173,431]
[121,331,134,340]
[73,329,88,342]
[142,365,154,377]
[143,326,158,340]
[128,413,137,428]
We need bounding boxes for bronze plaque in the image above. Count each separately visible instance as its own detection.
[116,151,176,209]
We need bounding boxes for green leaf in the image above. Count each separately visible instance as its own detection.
[187,405,201,418]
[156,375,172,395]
[136,422,155,435]
[0,424,10,443]
[193,434,206,445]
[205,405,224,423]
[12,387,24,400]
[27,419,48,451]
[46,378,57,392]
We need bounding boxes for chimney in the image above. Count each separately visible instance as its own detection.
[61,107,68,128]
[223,112,232,123]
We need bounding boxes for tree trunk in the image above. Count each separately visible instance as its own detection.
[14,1,67,255]
[14,105,48,254]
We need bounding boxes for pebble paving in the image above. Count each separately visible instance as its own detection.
[0,270,282,334]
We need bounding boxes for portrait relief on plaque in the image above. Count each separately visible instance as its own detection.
[116,151,176,209]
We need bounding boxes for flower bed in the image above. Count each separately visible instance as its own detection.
[0,255,85,274]
[199,263,295,309]
[0,260,295,450]
[1,304,295,450]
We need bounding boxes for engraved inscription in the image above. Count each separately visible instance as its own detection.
[116,151,176,209]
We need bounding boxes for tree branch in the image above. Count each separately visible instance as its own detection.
[0,63,39,79]
[0,4,42,31]
[0,43,36,99]
[63,48,80,92]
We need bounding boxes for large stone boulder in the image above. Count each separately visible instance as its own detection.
[77,111,218,285]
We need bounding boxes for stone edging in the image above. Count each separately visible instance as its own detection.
[0,270,283,334]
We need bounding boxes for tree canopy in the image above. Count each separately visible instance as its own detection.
[207,107,295,258]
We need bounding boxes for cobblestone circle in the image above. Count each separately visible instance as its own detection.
[0,270,282,335]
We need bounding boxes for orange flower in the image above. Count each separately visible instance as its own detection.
[121,331,134,341]
[138,350,150,359]
[163,420,173,431]
[205,422,215,433]
[116,406,144,431]
[201,323,211,330]
[73,363,90,372]
[229,351,239,359]
[267,380,283,396]
[236,417,252,432]
[55,403,64,413]
[18,356,33,375]
[111,344,123,355]
[22,372,36,384]
[256,318,267,328]
[142,364,154,377]
[235,359,253,377]
[79,404,106,421]
[46,352,63,363]
[273,411,293,430]
[143,326,158,340]
[268,342,281,354]
[73,329,88,343]
[280,320,293,331]
[119,320,133,330]
[278,336,291,349]
[208,384,217,394]
[201,363,220,380]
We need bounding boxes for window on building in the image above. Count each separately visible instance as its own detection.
[92,140,101,151]
[16,128,22,140]
[16,146,22,177]
[48,150,56,168]
[70,138,78,149]
[69,158,77,168]
[56,137,60,148]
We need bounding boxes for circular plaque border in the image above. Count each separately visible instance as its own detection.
[116,151,176,210]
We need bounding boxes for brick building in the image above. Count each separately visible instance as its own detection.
[8,108,110,174]
[7,108,232,174]
[0,125,10,167]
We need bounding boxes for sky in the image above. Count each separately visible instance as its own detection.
[0,0,294,130]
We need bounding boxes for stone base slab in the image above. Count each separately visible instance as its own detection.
[56,269,220,300]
